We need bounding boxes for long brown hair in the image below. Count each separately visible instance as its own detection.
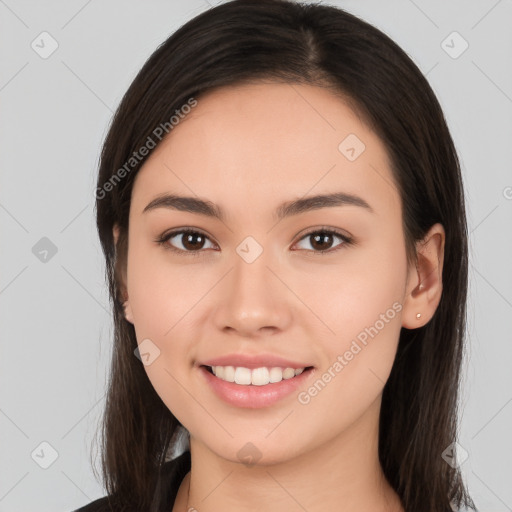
[93,1,476,510]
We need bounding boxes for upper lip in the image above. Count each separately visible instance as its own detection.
[200,353,313,370]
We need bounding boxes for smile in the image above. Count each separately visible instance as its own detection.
[206,365,309,385]
[199,365,316,408]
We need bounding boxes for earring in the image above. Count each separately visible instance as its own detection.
[417,282,423,319]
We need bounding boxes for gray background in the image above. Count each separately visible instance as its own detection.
[1,0,511,510]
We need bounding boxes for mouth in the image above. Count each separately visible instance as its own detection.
[199,363,316,408]
[201,364,315,386]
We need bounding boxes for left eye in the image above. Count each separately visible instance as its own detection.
[156,228,352,255]
[292,229,352,254]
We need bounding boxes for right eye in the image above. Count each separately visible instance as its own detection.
[156,229,217,256]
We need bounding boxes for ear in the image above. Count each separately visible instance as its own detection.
[401,223,445,329]
[113,223,134,324]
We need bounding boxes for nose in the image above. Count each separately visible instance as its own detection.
[212,247,293,338]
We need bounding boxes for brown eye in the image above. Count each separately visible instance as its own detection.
[293,229,352,255]
[158,229,216,254]
[157,227,352,257]
[310,232,336,251]
[178,231,207,251]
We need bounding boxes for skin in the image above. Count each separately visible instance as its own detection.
[113,82,445,512]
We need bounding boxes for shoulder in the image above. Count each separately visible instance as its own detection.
[71,450,191,512]
[72,495,113,512]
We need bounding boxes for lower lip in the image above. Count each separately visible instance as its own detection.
[198,365,315,409]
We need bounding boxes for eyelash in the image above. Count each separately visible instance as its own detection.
[155,227,353,257]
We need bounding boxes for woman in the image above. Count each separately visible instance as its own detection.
[76,0,476,510]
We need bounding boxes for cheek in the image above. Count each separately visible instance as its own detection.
[126,241,213,338]
[293,240,406,345]
[292,241,406,412]
[292,253,405,434]
[125,244,208,421]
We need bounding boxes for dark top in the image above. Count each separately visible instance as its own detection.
[73,450,191,512]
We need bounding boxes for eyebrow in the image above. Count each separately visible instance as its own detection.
[142,191,374,221]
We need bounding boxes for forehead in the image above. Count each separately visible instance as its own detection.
[131,82,400,222]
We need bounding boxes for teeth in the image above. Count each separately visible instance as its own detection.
[250,367,269,386]
[211,365,306,385]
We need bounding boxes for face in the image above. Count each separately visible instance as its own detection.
[118,82,428,465]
